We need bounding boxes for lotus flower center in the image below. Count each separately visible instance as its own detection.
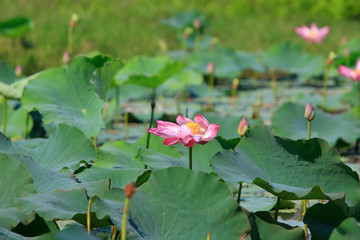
[355,69,360,75]
[309,29,317,37]
[185,122,203,135]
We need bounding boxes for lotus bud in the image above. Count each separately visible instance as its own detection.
[304,102,315,121]
[207,62,215,74]
[344,47,350,57]
[238,117,250,137]
[69,13,79,27]
[232,78,239,90]
[340,37,348,46]
[62,51,71,64]
[15,65,22,77]
[182,27,193,39]
[125,182,136,198]
[210,37,219,49]
[193,18,201,30]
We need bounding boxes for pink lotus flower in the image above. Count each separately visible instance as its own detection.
[338,58,360,81]
[295,23,329,44]
[148,114,219,147]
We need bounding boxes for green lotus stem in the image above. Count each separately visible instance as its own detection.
[189,147,193,170]
[307,121,311,140]
[121,197,130,240]
[87,197,92,233]
[270,71,278,106]
[206,232,211,240]
[93,137,97,152]
[111,226,119,240]
[115,86,120,123]
[322,67,329,110]
[209,73,214,109]
[274,197,280,221]
[25,112,30,139]
[181,39,187,61]
[237,182,242,204]
[124,112,129,140]
[145,89,156,149]
[195,32,200,51]
[2,97,7,135]
[68,24,73,54]
[356,82,360,118]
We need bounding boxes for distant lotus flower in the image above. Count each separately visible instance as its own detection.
[304,102,315,121]
[238,117,250,137]
[193,19,201,30]
[295,23,330,44]
[338,58,360,81]
[148,114,219,147]
[15,65,22,77]
[62,51,71,64]
[207,62,215,74]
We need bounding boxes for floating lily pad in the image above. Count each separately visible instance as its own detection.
[211,125,360,206]
[95,167,251,239]
[271,102,360,146]
[22,57,104,137]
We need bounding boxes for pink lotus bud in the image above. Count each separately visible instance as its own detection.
[15,65,22,77]
[207,62,215,74]
[125,182,136,198]
[238,117,250,137]
[341,37,348,46]
[304,102,315,121]
[62,51,71,64]
[193,19,201,30]
[344,47,350,57]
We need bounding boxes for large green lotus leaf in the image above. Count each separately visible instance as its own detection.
[91,57,123,100]
[115,56,184,88]
[0,226,34,240]
[22,57,104,137]
[264,42,325,77]
[303,200,359,240]
[95,141,143,168]
[0,61,16,84]
[17,124,96,171]
[0,132,106,195]
[37,225,102,240]
[329,218,360,240]
[188,48,242,78]
[136,134,182,158]
[0,154,36,229]
[249,211,305,240]
[0,103,33,139]
[235,52,266,73]
[76,166,145,189]
[0,17,34,38]
[203,113,263,139]
[211,125,360,206]
[161,9,206,30]
[16,189,110,229]
[138,138,221,173]
[161,68,203,91]
[94,167,251,239]
[271,102,360,146]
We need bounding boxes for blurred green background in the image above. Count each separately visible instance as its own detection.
[1,0,360,73]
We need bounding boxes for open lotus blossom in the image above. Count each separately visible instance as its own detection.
[148,114,219,147]
[338,58,360,81]
[295,23,329,44]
